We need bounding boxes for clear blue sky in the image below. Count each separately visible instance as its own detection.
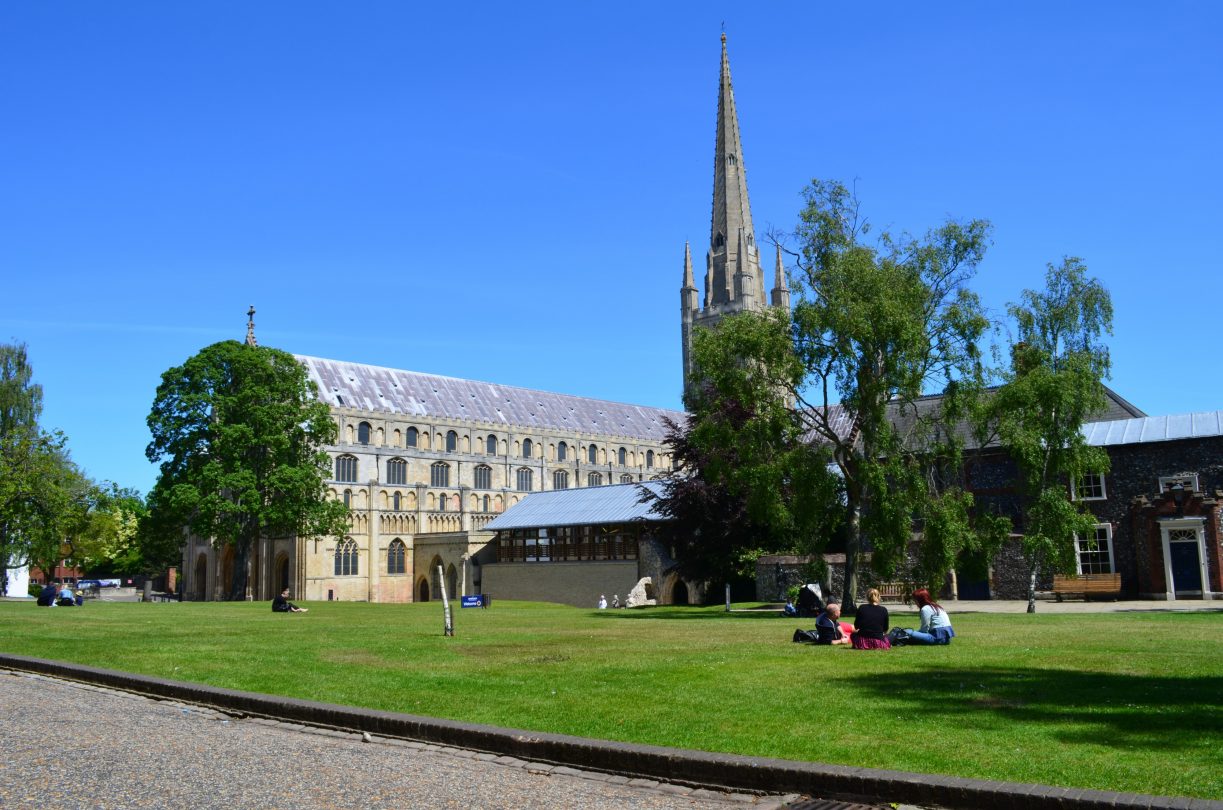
[3,2,1220,495]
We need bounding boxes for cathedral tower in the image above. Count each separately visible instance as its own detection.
[681,34,790,401]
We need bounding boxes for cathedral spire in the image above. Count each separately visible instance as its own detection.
[771,244,791,310]
[708,32,760,309]
[245,305,258,347]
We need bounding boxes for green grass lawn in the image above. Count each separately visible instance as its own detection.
[2,599,1220,800]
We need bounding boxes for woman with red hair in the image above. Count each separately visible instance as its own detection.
[903,588,956,645]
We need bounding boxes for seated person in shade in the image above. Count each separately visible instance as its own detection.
[272,588,308,613]
[851,588,891,650]
[57,585,76,607]
[815,601,852,645]
[904,588,955,645]
[37,581,58,607]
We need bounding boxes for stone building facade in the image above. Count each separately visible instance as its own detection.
[181,359,682,603]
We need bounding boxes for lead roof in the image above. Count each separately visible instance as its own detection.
[297,355,686,442]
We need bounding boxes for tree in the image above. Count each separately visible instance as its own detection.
[784,180,1003,609]
[62,483,149,576]
[645,308,842,590]
[990,258,1113,613]
[0,342,59,594]
[145,341,349,601]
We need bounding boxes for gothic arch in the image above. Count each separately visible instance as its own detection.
[194,553,208,602]
[274,553,290,593]
[417,576,430,603]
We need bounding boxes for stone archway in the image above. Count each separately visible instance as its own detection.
[417,577,430,603]
[193,553,207,602]
[275,554,290,593]
[671,579,690,605]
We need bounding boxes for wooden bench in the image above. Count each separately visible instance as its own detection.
[877,582,908,602]
[1052,573,1121,601]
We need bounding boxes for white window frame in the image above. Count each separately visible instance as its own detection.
[1074,523,1115,575]
[1158,473,1199,494]
[1071,473,1107,501]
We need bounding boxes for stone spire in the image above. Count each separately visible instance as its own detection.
[708,33,762,309]
[245,305,258,347]
[680,34,775,402]
[681,241,699,315]
[770,244,791,310]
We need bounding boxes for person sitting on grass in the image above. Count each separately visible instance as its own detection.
[272,588,308,613]
[815,601,851,645]
[903,588,955,645]
[851,588,891,650]
[57,584,76,607]
[37,581,58,607]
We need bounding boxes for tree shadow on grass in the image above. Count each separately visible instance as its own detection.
[854,666,1223,751]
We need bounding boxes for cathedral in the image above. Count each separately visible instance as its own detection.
[181,35,789,604]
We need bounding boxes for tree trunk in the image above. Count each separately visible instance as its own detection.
[228,539,251,602]
[1026,559,1038,614]
[841,493,861,616]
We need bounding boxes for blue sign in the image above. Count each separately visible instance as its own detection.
[461,595,483,608]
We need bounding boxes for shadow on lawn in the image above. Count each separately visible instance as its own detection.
[855,666,1223,751]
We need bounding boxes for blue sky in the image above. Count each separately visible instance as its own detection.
[3,2,1220,495]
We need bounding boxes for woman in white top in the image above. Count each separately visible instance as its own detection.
[904,588,955,645]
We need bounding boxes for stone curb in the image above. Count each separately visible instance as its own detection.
[2,654,1218,810]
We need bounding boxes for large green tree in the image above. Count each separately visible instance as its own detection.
[0,343,77,594]
[990,258,1113,612]
[145,341,349,601]
[788,180,1005,609]
[646,308,842,590]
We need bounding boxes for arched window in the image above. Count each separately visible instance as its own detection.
[438,493,447,512]
[358,422,371,445]
[430,462,449,488]
[406,427,418,447]
[387,458,407,486]
[557,441,567,462]
[588,472,602,487]
[446,430,458,452]
[522,438,533,458]
[473,464,492,490]
[482,494,490,512]
[486,434,497,455]
[392,491,401,511]
[646,450,654,469]
[618,447,627,466]
[334,538,358,576]
[516,468,533,492]
[342,489,352,507]
[335,455,357,482]
[387,539,406,575]
[553,470,569,490]
[587,445,598,464]
[620,474,633,484]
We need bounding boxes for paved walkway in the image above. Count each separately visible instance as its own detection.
[1,670,883,810]
[891,598,1221,614]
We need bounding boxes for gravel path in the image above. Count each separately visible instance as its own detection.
[1,670,792,810]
